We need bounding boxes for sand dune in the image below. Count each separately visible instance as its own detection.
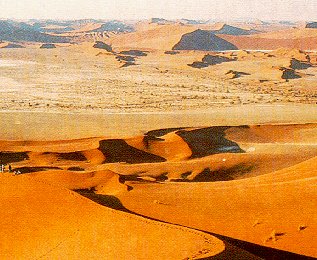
[0,175,224,259]
[117,156,317,257]
[110,24,195,50]
[126,131,192,161]
[1,123,316,258]
[220,31,317,50]
[108,24,317,51]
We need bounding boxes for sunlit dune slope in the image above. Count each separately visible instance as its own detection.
[0,175,225,259]
[110,24,195,50]
[219,29,317,50]
[118,155,317,257]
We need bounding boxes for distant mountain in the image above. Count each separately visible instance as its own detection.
[206,18,269,26]
[21,19,133,34]
[173,29,238,51]
[150,18,172,24]
[0,20,70,43]
[306,22,317,28]
[43,27,75,34]
[179,19,206,25]
[212,24,257,35]
[279,21,296,26]
[89,21,133,33]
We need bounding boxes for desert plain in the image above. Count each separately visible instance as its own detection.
[0,18,317,259]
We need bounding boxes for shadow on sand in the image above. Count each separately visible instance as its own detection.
[75,190,313,260]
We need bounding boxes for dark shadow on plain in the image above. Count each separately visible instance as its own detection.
[119,50,148,57]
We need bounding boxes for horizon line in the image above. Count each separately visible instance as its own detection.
[0,17,314,23]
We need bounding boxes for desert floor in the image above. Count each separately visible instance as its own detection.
[0,47,316,114]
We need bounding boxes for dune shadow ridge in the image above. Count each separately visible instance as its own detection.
[74,192,314,260]
[176,127,245,159]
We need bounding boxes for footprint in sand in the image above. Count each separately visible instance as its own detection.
[264,230,286,243]
[298,225,307,232]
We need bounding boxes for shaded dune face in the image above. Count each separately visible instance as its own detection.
[145,127,185,137]
[183,163,254,182]
[98,139,166,164]
[176,127,245,159]
[0,152,29,164]
[173,29,238,51]
[212,24,255,35]
[13,166,62,174]
[57,151,87,161]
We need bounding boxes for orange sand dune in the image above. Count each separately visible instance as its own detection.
[252,28,317,39]
[26,169,123,192]
[220,34,317,50]
[226,124,317,144]
[110,24,195,50]
[1,123,316,258]
[109,25,317,51]
[126,131,192,161]
[103,141,316,181]
[0,175,225,259]
[2,124,316,182]
[0,137,102,153]
[118,156,317,257]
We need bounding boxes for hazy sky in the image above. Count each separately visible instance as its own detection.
[0,0,316,21]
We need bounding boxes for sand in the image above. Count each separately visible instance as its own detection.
[0,104,317,141]
[0,20,317,259]
[0,47,316,116]
[0,122,316,258]
[0,175,225,259]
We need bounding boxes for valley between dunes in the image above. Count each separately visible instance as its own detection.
[0,118,316,259]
